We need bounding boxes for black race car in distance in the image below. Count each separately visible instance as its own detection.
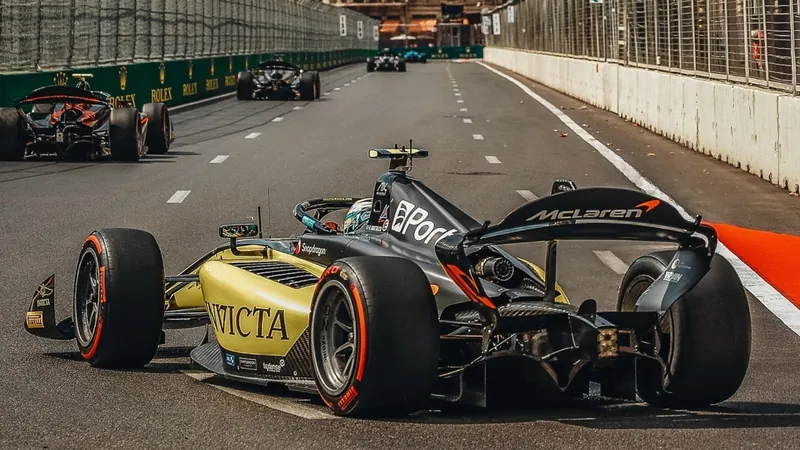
[24,144,752,417]
[0,74,173,162]
[236,59,320,101]
[367,49,406,72]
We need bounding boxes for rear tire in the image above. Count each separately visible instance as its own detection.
[366,59,375,72]
[142,103,170,154]
[299,71,316,101]
[0,108,25,161]
[236,71,254,100]
[398,61,407,72]
[73,228,165,369]
[310,257,439,417]
[617,251,751,408]
[109,108,141,161]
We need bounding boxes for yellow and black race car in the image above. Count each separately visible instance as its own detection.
[24,146,752,417]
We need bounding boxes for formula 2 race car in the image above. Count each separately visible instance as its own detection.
[403,49,428,63]
[236,59,320,101]
[24,145,751,417]
[367,49,406,72]
[0,74,173,162]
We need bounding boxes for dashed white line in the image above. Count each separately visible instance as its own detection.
[463,118,473,124]
[344,83,350,87]
[182,371,337,420]
[485,156,501,164]
[454,93,461,96]
[292,106,303,110]
[272,117,284,122]
[209,155,229,164]
[516,189,538,201]
[244,132,261,139]
[593,250,629,275]
[453,88,460,92]
[460,108,468,112]
[167,190,191,204]
[472,134,484,140]
[457,100,464,103]
[334,87,341,91]
[478,59,800,336]
[324,92,331,96]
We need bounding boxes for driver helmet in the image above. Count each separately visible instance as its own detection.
[343,198,372,234]
[76,79,91,91]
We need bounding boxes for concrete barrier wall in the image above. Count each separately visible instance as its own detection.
[485,47,800,193]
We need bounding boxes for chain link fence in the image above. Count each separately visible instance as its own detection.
[0,0,378,73]
[486,0,800,93]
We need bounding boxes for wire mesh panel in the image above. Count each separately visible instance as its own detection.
[0,0,379,72]
[486,0,800,93]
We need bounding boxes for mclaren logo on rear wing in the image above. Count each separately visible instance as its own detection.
[530,200,661,221]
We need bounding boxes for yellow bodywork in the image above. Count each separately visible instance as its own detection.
[166,243,568,358]
[199,261,315,356]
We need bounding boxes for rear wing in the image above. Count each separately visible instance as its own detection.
[14,85,110,107]
[252,60,300,71]
[435,184,717,326]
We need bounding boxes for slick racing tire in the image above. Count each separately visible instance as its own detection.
[142,102,171,154]
[314,72,321,99]
[398,60,407,72]
[0,108,25,161]
[109,108,142,161]
[299,71,317,101]
[366,59,375,72]
[73,228,166,369]
[310,257,439,417]
[236,71,254,100]
[617,250,751,408]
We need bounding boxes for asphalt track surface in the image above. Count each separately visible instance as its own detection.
[1,61,799,449]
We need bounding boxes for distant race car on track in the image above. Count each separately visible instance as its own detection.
[403,49,427,63]
[0,74,173,162]
[236,59,320,101]
[367,49,406,72]
[25,144,752,417]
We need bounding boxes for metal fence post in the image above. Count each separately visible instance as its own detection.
[760,0,770,86]
[790,0,797,92]
[743,0,750,82]
[723,0,729,79]
[667,0,672,68]
[706,0,711,74]
[690,0,697,73]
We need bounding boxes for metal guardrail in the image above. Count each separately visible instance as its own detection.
[0,0,379,73]
[484,0,800,94]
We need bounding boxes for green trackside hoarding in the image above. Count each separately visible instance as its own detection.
[0,50,373,108]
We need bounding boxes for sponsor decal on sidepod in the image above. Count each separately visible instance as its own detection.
[391,200,457,245]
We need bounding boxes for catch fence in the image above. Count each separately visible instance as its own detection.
[0,0,378,72]
[485,0,800,93]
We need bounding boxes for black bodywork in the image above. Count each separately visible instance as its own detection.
[367,51,406,72]
[285,148,719,405]
[236,60,320,101]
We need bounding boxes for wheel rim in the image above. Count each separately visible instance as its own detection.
[623,273,677,382]
[74,247,101,347]
[313,282,357,395]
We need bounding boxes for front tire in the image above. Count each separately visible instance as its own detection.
[310,257,439,417]
[299,71,316,101]
[73,228,166,369]
[617,251,751,408]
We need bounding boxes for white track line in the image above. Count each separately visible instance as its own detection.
[457,100,464,103]
[344,83,350,87]
[478,60,800,336]
[485,156,501,164]
[463,118,473,124]
[593,250,629,275]
[472,134,484,140]
[244,132,261,139]
[454,92,461,96]
[334,87,341,91]
[170,92,236,111]
[182,371,337,420]
[516,189,538,201]
[324,92,331,96]
[209,155,229,164]
[167,190,191,204]
[292,106,303,110]
[460,108,468,112]
[272,117,284,122]
[453,88,460,92]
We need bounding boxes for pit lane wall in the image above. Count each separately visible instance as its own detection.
[0,50,372,109]
[483,47,800,194]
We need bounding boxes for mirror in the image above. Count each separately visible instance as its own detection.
[219,223,259,239]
